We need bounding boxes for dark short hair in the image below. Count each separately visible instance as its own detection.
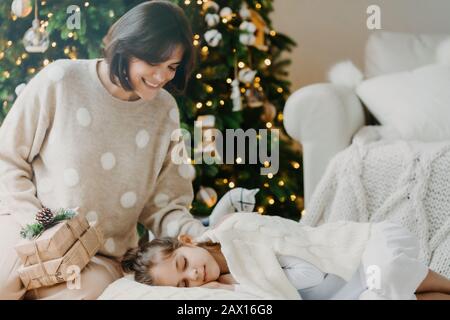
[102,0,195,95]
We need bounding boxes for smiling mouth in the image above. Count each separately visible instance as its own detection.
[142,78,160,89]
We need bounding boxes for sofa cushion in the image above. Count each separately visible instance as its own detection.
[356,64,450,141]
[365,31,450,78]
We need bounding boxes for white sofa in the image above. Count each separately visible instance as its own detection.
[283,31,450,208]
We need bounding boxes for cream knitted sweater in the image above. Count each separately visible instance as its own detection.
[0,59,205,258]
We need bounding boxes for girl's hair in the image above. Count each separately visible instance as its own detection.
[122,237,221,285]
[102,0,195,94]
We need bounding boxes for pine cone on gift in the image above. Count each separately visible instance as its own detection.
[35,207,55,227]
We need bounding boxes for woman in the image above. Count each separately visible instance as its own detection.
[0,1,206,299]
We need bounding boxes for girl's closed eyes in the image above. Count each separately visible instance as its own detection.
[121,235,234,290]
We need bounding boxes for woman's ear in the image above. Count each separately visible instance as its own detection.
[178,234,196,245]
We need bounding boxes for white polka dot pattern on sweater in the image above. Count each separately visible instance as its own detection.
[76,108,92,127]
[120,191,137,209]
[136,130,150,149]
[101,152,116,171]
[63,168,80,187]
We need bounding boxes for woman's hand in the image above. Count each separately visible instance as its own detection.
[200,281,235,291]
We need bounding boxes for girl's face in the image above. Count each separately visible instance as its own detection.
[150,245,221,288]
[128,44,184,101]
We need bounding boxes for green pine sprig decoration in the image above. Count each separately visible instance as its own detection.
[20,208,78,240]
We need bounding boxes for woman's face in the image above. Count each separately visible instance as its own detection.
[128,44,184,101]
[150,245,221,288]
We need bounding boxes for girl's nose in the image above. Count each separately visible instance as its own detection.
[188,268,199,281]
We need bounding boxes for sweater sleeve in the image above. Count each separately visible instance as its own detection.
[138,131,207,239]
[0,68,53,227]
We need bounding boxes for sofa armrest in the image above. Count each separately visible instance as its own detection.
[283,83,365,207]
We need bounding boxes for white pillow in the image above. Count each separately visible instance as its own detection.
[97,278,259,300]
[356,64,450,141]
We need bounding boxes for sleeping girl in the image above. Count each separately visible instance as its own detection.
[121,213,450,300]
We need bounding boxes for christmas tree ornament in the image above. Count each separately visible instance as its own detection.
[239,33,256,46]
[35,207,54,227]
[231,78,242,111]
[261,100,277,122]
[195,115,222,162]
[196,186,218,208]
[205,13,220,27]
[239,21,257,46]
[204,29,222,47]
[240,21,257,33]
[239,3,251,19]
[202,1,219,13]
[207,188,259,227]
[238,68,257,84]
[11,0,33,18]
[249,10,269,51]
[245,87,265,108]
[15,83,27,96]
[23,1,49,53]
[219,7,233,20]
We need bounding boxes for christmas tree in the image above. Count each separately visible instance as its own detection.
[0,0,304,221]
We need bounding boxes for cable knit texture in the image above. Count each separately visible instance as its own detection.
[0,59,205,259]
[301,126,450,278]
[196,213,373,299]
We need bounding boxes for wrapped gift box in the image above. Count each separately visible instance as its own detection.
[14,213,90,266]
[17,226,104,290]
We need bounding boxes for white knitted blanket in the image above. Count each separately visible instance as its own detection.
[301,126,450,277]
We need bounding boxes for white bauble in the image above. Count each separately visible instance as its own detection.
[239,33,256,46]
[204,29,222,47]
[205,13,220,27]
[239,4,251,19]
[219,7,233,19]
[239,21,257,33]
[23,19,50,53]
[238,68,257,84]
[11,0,32,18]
